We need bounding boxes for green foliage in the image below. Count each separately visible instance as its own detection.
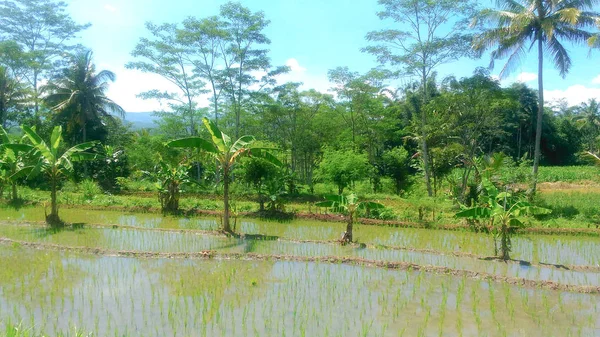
[80,179,101,201]
[316,148,372,195]
[316,193,384,243]
[456,179,551,260]
[149,159,193,214]
[8,125,99,225]
[44,50,124,145]
[168,117,281,232]
[381,146,412,195]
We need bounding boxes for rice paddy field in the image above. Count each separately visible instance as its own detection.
[0,207,598,337]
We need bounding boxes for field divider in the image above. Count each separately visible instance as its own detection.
[53,203,600,237]
[1,236,599,294]
[2,220,599,273]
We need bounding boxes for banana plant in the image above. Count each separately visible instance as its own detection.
[316,193,384,244]
[7,126,99,226]
[167,117,281,233]
[455,179,550,260]
[0,126,30,201]
[148,159,193,214]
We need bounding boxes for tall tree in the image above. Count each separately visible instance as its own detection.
[0,66,27,128]
[44,50,124,145]
[363,0,476,197]
[179,16,228,124]
[472,0,600,193]
[127,22,206,136]
[0,0,89,124]
[218,2,275,138]
[575,98,600,153]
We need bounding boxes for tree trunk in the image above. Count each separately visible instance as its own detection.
[421,70,433,197]
[500,223,510,261]
[532,36,544,194]
[47,174,61,227]
[342,212,353,243]
[11,182,17,201]
[222,166,231,233]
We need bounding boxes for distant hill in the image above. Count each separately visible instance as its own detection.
[124,112,158,130]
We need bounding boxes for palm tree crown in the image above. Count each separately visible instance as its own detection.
[472,0,600,193]
[44,50,125,143]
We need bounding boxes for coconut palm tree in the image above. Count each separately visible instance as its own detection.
[575,98,600,153]
[472,0,600,193]
[43,50,125,144]
[0,66,27,128]
[167,117,281,233]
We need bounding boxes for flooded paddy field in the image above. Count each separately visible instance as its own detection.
[0,207,599,336]
[0,245,598,337]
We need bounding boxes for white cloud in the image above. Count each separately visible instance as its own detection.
[516,72,538,83]
[285,58,306,73]
[544,85,600,107]
[106,58,332,112]
[106,67,212,112]
[592,74,600,85]
[275,58,330,93]
[104,4,117,12]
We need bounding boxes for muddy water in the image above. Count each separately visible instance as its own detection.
[0,245,598,337]
[0,207,599,267]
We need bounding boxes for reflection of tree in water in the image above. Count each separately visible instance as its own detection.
[0,245,86,313]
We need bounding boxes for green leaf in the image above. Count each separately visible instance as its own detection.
[508,217,524,228]
[324,194,345,203]
[359,201,385,210]
[167,137,219,154]
[495,192,512,201]
[231,135,255,153]
[455,207,492,219]
[50,126,62,155]
[0,144,34,154]
[248,148,282,167]
[61,141,98,162]
[21,125,54,163]
[0,126,10,144]
[315,201,335,208]
[202,117,229,152]
[69,152,101,162]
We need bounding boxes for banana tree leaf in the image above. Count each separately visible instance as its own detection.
[231,135,255,153]
[50,126,62,155]
[0,144,34,154]
[495,192,512,201]
[167,137,218,154]
[61,142,98,161]
[315,201,335,208]
[508,217,524,228]
[22,125,54,162]
[324,194,344,203]
[69,152,102,162]
[202,117,228,153]
[358,201,385,210]
[514,203,552,216]
[0,127,9,144]
[455,207,492,219]
[249,148,282,167]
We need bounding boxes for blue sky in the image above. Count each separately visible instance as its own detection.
[66,0,600,112]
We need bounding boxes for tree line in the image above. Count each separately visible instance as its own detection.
[0,0,599,204]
